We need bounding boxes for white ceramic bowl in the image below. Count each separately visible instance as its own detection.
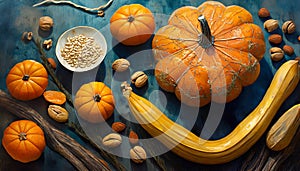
[56,26,107,72]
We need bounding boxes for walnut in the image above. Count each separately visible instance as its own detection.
[43,39,53,50]
[131,71,148,88]
[282,20,296,34]
[39,16,54,31]
[270,47,284,62]
[112,58,130,72]
[263,19,279,32]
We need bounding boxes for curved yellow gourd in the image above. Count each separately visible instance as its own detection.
[122,60,300,164]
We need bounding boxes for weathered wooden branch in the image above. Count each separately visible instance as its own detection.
[0,90,110,171]
[241,128,300,171]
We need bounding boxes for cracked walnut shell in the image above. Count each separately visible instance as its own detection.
[282,20,296,34]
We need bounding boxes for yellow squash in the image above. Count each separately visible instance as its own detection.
[122,60,300,164]
[266,104,300,151]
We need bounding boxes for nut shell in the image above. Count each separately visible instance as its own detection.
[39,16,54,31]
[112,58,130,72]
[268,34,282,45]
[258,8,270,18]
[269,47,284,62]
[131,71,148,88]
[282,20,296,34]
[102,133,122,148]
[130,146,146,164]
[264,19,279,32]
[48,105,69,123]
[283,45,294,56]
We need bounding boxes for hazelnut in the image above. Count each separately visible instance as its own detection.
[39,16,54,31]
[282,20,296,34]
[268,34,282,45]
[47,58,57,69]
[270,47,284,61]
[258,8,270,18]
[264,19,279,32]
[283,45,294,56]
[298,36,300,42]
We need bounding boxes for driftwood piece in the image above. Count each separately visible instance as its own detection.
[241,128,300,171]
[0,90,110,171]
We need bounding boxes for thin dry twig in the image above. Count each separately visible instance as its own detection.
[32,0,114,16]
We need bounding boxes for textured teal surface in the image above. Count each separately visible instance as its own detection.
[0,0,299,170]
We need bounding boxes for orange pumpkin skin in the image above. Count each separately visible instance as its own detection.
[152,1,265,107]
[6,60,48,101]
[110,4,155,46]
[2,120,46,163]
[74,82,115,123]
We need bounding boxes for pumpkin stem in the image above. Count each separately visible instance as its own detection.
[22,74,30,81]
[128,15,135,22]
[198,15,214,49]
[93,94,101,102]
[18,132,27,141]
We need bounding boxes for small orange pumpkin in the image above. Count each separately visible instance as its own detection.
[110,4,155,46]
[74,82,115,123]
[152,1,266,107]
[6,60,48,101]
[2,120,46,163]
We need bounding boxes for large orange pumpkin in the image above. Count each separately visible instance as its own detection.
[2,120,46,163]
[110,4,155,46]
[74,82,115,123]
[6,60,48,101]
[152,1,266,107]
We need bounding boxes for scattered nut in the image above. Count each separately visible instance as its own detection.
[270,47,284,61]
[21,32,33,42]
[102,133,122,148]
[282,20,296,34]
[263,19,279,32]
[111,122,126,132]
[112,58,130,72]
[129,131,139,145]
[130,146,146,164]
[39,16,54,31]
[258,8,270,18]
[298,36,300,42]
[47,58,57,69]
[48,105,69,123]
[268,34,282,45]
[283,45,294,56]
[131,71,148,88]
[43,39,53,50]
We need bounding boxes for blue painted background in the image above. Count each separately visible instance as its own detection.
[0,0,299,170]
